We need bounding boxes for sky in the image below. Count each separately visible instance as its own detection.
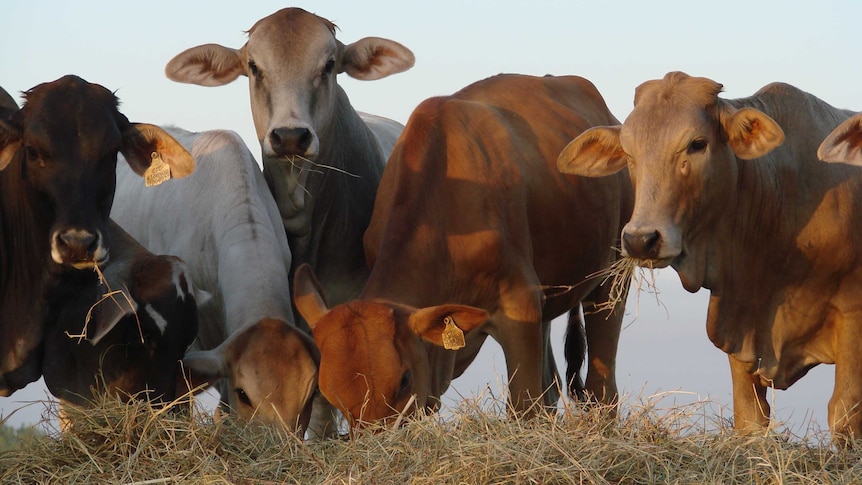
[1,0,860,435]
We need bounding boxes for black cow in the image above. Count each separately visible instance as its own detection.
[0,76,197,408]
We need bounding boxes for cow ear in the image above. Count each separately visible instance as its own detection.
[165,44,247,86]
[722,107,784,160]
[818,114,862,165]
[341,37,415,81]
[87,288,138,345]
[180,348,228,392]
[293,263,330,329]
[0,119,21,171]
[557,126,628,177]
[408,305,488,350]
[121,123,196,182]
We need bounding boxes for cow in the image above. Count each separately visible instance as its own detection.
[164,7,414,436]
[42,220,198,424]
[164,6,414,315]
[111,127,320,435]
[557,71,861,442]
[819,113,862,165]
[293,73,633,432]
[0,75,196,403]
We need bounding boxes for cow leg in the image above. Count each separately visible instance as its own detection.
[582,282,623,407]
[828,319,862,444]
[564,307,587,401]
[492,295,545,418]
[542,318,562,408]
[728,355,770,430]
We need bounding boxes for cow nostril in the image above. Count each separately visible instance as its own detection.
[270,127,313,156]
[60,230,97,251]
[622,230,662,259]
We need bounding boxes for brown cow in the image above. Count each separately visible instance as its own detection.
[0,75,196,403]
[294,74,632,432]
[558,71,861,442]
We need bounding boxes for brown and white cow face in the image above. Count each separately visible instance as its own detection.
[181,319,319,434]
[293,264,487,431]
[164,7,413,206]
[0,75,194,269]
[818,113,862,166]
[558,72,784,291]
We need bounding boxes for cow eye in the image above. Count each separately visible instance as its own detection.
[235,388,252,406]
[322,59,335,80]
[397,370,412,397]
[687,139,708,154]
[248,61,262,80]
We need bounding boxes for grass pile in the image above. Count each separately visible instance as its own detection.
[3,390,862,484]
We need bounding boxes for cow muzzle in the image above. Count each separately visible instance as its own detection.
[51,228,108,269]
[621,224,679,267]
[268,126,318,160]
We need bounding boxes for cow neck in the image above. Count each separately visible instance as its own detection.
[703,89,857,370]
[0,153,52,391]
[288,90,386,306]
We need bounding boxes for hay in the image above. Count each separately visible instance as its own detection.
[3,390,862,484]
[589,253,660,315]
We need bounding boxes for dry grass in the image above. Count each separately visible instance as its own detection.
[2,391,862,484]
[588,255,660,315]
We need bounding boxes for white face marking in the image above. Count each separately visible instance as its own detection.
[170,259,193,302]
[144,304,169,335]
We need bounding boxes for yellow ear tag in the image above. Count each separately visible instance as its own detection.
[144,152,172,187]
[442,316,466,350]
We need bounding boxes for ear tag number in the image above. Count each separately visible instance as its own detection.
[442,316,466,350]
[145,152,172,187]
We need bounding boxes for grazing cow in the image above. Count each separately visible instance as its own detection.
[42,221,198,411]
[293,74,633,431]
[819,113,862,165]
[111,127,319,434]
[557,71,862,441]
[164,7,414,311]
[0,75,195,400]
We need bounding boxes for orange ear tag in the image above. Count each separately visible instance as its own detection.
[144,152,172,187]
[442,316,466,350]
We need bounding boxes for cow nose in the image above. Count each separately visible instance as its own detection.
[59,229,98,254]
[622,229,662,260]
[270,127,313,157]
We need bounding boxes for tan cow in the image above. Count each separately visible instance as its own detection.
[819,113,862,165]
[165,7,413,436]
[294,74,633,432]
[558,71,862,442]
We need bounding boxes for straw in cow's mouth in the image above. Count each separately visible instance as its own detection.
[588,254,660,315]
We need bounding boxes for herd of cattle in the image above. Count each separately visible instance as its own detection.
[2,7,862,443]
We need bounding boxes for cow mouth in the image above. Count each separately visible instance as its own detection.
[68,251,109,270]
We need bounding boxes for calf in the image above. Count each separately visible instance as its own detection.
[112,128,319,434]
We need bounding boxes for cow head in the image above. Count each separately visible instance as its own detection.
[181,318,319,434]
[818,113,862,166]
[557,72,784,291]
[293,263,487,432]
[0,75,195,269]
[164,7,413,224]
